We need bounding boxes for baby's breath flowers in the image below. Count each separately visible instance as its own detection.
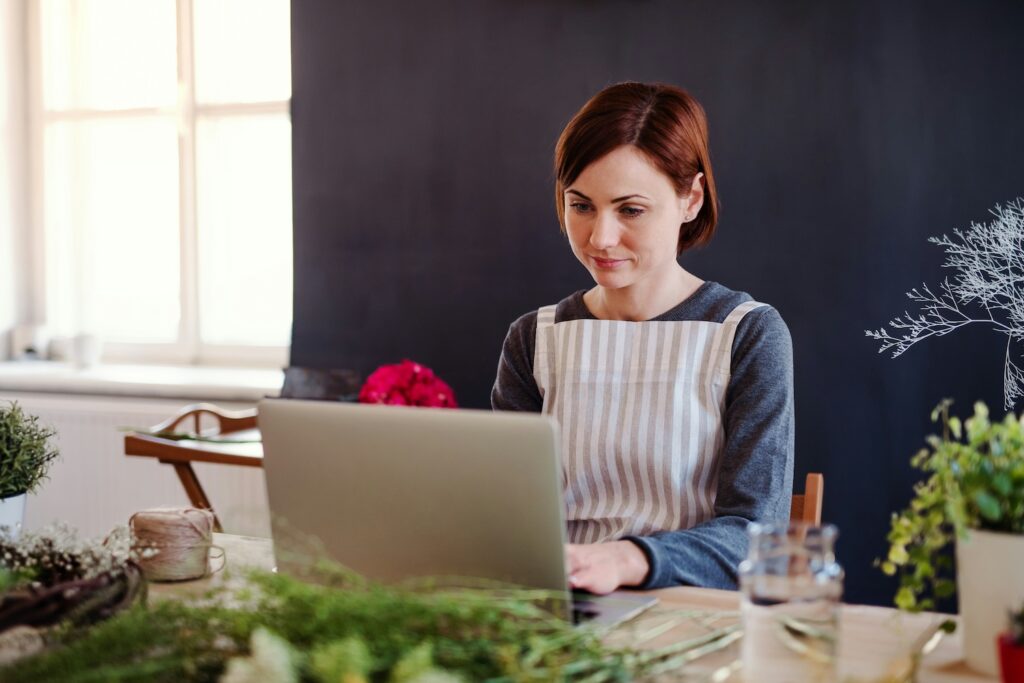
[0,523,145,588]
[0,523,147,633]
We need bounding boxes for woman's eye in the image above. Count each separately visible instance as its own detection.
[620,206,645,218]
[570,202,592,214]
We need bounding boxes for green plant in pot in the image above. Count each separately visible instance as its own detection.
[0,402,60,537]
[880,399,1024,675]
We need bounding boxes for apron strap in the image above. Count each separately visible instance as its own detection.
[532,305,558,399]
[711,300,769,377]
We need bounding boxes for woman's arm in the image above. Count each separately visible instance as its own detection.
[621,306,796,590]
[491,311,543,412]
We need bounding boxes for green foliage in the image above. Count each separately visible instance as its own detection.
[308,636,372,681]
[879,400,1024,612]
[0,569,688,682]
[0,401,60,499]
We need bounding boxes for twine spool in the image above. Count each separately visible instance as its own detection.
[129,507,223,582]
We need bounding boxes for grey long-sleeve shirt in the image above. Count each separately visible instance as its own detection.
[491,281,795,590]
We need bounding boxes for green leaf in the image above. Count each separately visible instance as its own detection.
[934,579,956,598]
[948,417,962,440]
[895,586,917,611]
[992,473,1013,496]
[912,563,934,584]
[931,399,954,423]
[310,637,372,681]
[888,545,909,565]
[973,490,1003,522]
[391,643,436,683]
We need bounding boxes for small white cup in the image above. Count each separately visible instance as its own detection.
[71,333,103,369]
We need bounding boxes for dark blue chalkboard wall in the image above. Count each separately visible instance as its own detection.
[289,0,1024,606]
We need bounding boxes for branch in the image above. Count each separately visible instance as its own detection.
[1004,339,1024,411]
[867,198,1024,409]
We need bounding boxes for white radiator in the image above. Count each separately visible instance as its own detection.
[0,392,271,539]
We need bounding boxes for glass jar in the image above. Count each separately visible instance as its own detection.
[738,522,844,683]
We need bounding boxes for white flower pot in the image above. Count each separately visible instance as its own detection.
[0,493,26,538]
[956,528,1024,675]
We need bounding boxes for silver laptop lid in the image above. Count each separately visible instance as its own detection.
[259,399,569,593]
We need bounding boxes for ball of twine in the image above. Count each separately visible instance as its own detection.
[129,507,223,582]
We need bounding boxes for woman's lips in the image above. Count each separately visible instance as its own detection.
[592,256,627,269]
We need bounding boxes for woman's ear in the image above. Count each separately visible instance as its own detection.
[682,172,705,222]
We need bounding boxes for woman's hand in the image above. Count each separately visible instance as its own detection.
[565,541,650,594]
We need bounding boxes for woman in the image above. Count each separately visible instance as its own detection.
[491,82,794,594]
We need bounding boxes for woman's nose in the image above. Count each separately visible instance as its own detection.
[589,211,621,249]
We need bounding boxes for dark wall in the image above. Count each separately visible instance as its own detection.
[289,0,1024,606]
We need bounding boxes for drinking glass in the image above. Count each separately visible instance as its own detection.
[738,522,843,682]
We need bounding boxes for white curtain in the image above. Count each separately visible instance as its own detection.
[0,0,29,359]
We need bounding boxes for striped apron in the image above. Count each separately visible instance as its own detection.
[532,300,766,544]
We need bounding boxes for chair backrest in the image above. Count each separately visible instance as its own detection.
[151,402,258,436]
[790,472,824,525]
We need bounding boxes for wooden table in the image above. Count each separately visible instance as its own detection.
[124,431,263,532]
[152,535,995,682]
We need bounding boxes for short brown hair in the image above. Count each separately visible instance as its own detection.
[554,82,719,255]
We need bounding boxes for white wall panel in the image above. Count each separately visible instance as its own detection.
[1,391,270,539]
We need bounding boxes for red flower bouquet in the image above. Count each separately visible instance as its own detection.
[358,359,458,408]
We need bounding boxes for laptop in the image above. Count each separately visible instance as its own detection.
[258,398,657,627]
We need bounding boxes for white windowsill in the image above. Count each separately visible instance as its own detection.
[0,361,282,402]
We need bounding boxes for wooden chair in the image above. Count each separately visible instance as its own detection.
[149,402,258,437]
[790,472,824,525]
[125,403,262,532]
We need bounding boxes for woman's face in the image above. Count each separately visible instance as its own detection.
[563,145,703,293]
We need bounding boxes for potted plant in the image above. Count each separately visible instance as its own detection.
[0,402,60,537]
[1001,602,1024,683]
[880,400,1024,675]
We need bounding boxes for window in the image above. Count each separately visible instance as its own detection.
[31,0,292,366]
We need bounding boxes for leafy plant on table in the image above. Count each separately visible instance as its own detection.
[0,402,60,499]
[0,565,737,682]
[879,400,1024,611]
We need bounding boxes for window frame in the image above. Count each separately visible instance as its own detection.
[26,0,291,368]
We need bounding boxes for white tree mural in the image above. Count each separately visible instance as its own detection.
[866,198,1024,410]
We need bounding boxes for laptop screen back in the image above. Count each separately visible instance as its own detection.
[259,399,569,592]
